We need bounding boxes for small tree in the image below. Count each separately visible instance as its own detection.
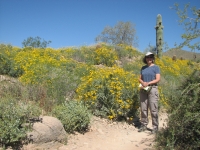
[171,3,200,51]
[95,21,138,47]
[22,36,51,48]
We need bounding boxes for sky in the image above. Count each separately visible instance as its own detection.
[0,0,199,53]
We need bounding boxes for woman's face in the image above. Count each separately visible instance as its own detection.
[145,55,154,65]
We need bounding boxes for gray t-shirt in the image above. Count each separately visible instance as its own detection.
[141,65,160,82]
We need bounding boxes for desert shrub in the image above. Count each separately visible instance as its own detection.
[156,56,192,77]
[43,63,94,107]
[0,80,23,101]
[26,84,56,112]
[93,44,118,66]
[59,47,88,63]
[14,48,72,84]
[59,46,96,64]
[122,61,143,75]
[0,98,41,148]
[76,65,139,120]
[189,61,200,71]
[155,70,200,150]
[151,56,193,108]
[52,100,91,133]
[0,53,12,75]
[0,44,23,77]
[0,79,55,113]
[114,44,142,59]
[157,74,187,109]
[77,46,96,64]
[14,47,94,85]
[10,47,95,111]
[0,53,23,77]
[69,44,141,66]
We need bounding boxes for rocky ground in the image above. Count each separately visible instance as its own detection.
[23,112,168,150]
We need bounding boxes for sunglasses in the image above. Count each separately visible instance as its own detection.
[146,56,153,58]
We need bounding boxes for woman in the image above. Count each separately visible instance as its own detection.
[138,52,160,134]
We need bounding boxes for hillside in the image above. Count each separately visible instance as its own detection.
[163,48,200,61]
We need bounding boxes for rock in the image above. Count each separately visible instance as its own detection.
[27,116,67,144]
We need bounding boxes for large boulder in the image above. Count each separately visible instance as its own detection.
[27,116,67,144]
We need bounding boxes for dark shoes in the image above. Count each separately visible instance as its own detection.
[138,126,158,134]
[138,125,147,132]
[151,128,158,134]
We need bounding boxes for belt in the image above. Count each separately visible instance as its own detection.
[149,84,157,86]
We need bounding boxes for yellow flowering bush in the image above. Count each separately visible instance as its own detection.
[154,56,193,107]
[156,56,192,77]
[158,86,169,108]
[14,48,76,84]
[1,43,197,120]
[116,44,141,59]
[59,47,90,63]
[94,45,118,66]
[76,65,139,120]
[58,47,77,58]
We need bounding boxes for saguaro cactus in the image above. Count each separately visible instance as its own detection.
[155,14,164,58]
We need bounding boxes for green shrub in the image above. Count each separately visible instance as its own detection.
[0,98,41,148]
[60,46,96,64]
[0,53,23,77]
[122,62,142,75]
[45,63,94,106]
[52,100,91,133]
[155,70,200,150]
[0,80,26,103]
[114,44,142,59]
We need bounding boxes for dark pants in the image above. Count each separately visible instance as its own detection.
[140,86,159,130]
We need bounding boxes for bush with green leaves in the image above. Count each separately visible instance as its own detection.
[0,98,41,148]
[44,63,94,108]
[0,44,23,78]
[155,70,200,150]
[114,44,142,59]
[0,53,23,77]
[52,100,91,133]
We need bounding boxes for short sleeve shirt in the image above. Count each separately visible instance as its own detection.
[141,65,160,82]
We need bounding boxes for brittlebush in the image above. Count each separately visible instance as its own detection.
[76,65,139,120]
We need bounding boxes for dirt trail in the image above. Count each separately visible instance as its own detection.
[24,112,167,150]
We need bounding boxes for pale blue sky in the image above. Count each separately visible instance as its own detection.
[0,0,199,52]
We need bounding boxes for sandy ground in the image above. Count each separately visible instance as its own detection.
[24,112,168,150]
